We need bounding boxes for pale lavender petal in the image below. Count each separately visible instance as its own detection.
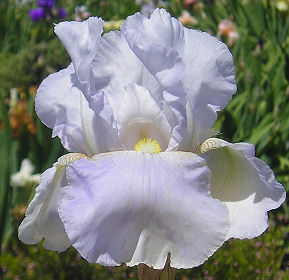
[200,138,286,240]
[18,164,70,252]
[35,64,121,155]
[54,17,103,86]
[181,29,237,151]
[91,30,162,113]
[117,84,171,151]
[121,9,236,151]
[54,16,114,129]
[59,151,229,269]
[121,9,188,150]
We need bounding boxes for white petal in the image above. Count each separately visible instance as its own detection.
[181,29,237,150]
[35,64,121,156]
[10,159,35,187]
[59,151,229,269]
[122,8,236,150]
[200,138,286,240]
[54,16,120,130]
[163,90,187,151]
[18,164,70,252]
[117,84,171,151]
[91,30,162,112]
[121,9,188,150]
[91,30,184,150]
[121,9,185,90]
[54,17,103,84]
[20,159,35,175]
[10,172,26,187]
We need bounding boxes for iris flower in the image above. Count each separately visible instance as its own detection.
[10,159,40,187]
[29,0,66,22]
[19,8,285,274]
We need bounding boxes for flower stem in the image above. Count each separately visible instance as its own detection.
[137,254,176,280]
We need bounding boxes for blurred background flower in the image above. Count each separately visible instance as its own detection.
[135,0,167,16]
[276,0,289,12]
[29,7,46,22]
[184,0,198,7]
[217,19,239,46]
[74,5,91,21]
[10,159,40,187]
[178,10,198,26]
[8,88,37,137]
[29,0,66,22]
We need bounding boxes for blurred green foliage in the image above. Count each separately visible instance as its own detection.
[0,0,289,279]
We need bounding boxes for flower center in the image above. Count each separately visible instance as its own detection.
[134,130,161,153]
[120,119,168,151]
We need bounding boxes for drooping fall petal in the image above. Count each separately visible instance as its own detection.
[200,138,286,240]
[18,164,71,252]
[59,151,229,269]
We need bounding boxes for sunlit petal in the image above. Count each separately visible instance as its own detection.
[181,30,236,150]
[117,84,171,151]
[91,31,162,110]
[121,9,185,90]
[121,8,236,151]
[54,17,103,85]
[59,151,229,269]
[35,64,121,156]
[200,138,286,240]
[121,9,188,150]
[18,164,70,252]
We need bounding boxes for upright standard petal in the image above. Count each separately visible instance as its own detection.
[181,30,237,151]
[121,9,188,150]
[121,8,236,151]
[54,17,103,84]
[18,164,70,252]
[200,138,286,240]
[121,9,185,89]
[59,151,229,269]
[18,153,89,252]
[117,84,171,151]
[91,30,162,113]
[54,16,121,133]
[91,29,185,150]
[35,64,121,156]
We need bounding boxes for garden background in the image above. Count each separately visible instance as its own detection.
[0,0,289,279]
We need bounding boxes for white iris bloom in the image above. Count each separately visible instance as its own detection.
[11,159,41,187]
[18,9,285,269]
